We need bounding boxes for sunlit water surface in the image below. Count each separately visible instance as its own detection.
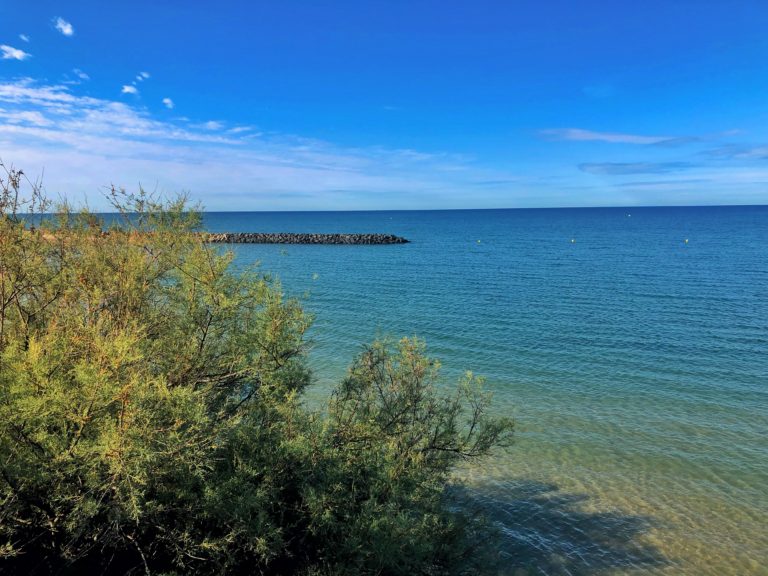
[204,207,768,575]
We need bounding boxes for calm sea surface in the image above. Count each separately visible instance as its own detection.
[204,207,767,575]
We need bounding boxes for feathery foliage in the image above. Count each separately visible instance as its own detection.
[0,162,513,575]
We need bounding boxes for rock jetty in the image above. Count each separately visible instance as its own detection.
[203,232,409,245]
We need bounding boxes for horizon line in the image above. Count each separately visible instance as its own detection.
[189,203,768,213]
[23,203,768,216]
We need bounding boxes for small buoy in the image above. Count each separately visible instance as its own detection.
[477,239,481,243]
[570,238,576,243]
[312,272,319,280]
[684,238,689,244]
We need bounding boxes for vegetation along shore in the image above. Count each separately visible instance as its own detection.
[0,171,511,575]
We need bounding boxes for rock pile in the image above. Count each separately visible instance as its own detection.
[203,232,409,245]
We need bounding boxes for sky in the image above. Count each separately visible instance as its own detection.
[1,0,768,210]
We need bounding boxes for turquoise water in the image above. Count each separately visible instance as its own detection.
[204,207,768,575]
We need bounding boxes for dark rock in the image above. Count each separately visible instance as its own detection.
[202,232,409,245]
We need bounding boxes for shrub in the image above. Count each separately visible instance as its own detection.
[0,163,513,575]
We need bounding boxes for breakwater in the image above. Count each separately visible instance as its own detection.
[204,232,409,244]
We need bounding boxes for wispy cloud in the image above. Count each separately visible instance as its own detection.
[650,136,706,147]
[737,147,768,160]
[0,79,509,210]
[19,34,30,43]
[162,97,174,109]
[709,145,768,160]
[542,128,673,145]
[0,109,51,127]
[579,162,693,175]
[54,17,74,37]
[136,72,150,82]
[1,45,31,61]
[121,85,139,95]
[73,69,90,81]
[228,126,253,134]
[3,79,761,209]
[614,178,710,188]
[0,80,241,144]
[543,128,741,148]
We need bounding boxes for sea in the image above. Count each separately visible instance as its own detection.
[203,206,767,575]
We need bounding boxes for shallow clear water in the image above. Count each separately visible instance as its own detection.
[204,206,768,575]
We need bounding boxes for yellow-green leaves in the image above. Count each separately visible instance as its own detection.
[1,177,511,576]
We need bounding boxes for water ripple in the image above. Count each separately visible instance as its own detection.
[217,206,768,575]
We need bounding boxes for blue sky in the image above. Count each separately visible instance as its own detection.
[1,0,768,209]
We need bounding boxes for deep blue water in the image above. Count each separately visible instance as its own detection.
[204,206,767,575]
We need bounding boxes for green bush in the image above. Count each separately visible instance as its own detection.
[0,164,513,575]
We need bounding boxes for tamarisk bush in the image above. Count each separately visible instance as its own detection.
[0,163,513,575]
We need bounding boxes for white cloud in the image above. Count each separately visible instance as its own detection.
[741,147,768,159]
[1,45,31,61]
[0,79,506,210]
[121,85,139,95]
[9,80,756,209]
[140,71,150,79]
[162,97,174,109]
[54,18,74,37]
[0,109,51,127]
[73,69,90,80]
[713,145,768,160]
[579,162,692,175]
[541,128,672,145]
[19,34,30,43]
[0,79,97,107]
